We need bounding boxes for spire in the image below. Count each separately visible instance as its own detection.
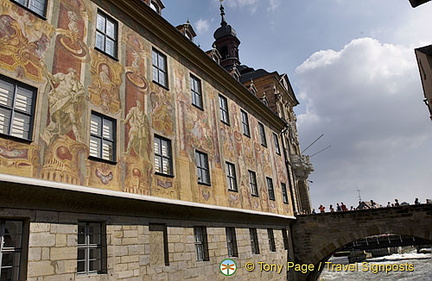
[220,4,227,27]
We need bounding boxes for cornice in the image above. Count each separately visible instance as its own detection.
[97,0,286,131]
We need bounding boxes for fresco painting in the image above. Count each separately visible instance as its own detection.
[88,50,123,114]
[0,0,292,216]
[0,3,54,81]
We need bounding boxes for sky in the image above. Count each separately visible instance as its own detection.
[161,0,432,210]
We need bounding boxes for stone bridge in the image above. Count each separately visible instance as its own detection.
[290,204,432,281]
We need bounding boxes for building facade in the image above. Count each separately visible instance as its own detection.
[0,0,311,280]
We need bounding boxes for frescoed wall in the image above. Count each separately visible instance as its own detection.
[0,0,294,217]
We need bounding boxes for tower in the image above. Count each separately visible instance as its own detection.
[213,4,241,71]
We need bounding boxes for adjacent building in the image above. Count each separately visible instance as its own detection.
[0,0,312,280]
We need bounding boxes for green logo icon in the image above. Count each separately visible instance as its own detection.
[220,258,237,276]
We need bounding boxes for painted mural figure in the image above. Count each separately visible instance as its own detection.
[124,100,148,156]
[42,68,85,144]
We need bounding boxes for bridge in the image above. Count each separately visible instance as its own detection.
[290,204,432,281]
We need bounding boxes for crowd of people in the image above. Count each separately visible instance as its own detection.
[312,198,426,214]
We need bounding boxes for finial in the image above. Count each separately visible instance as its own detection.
[220,3,227,26]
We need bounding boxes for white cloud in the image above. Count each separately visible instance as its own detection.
[295,37,432,209]
[267,0,281,12]
[195,19,210,34]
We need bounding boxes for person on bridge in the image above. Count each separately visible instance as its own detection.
[319,205,325,213]
[414,198,420,205]
[395,199,400,206]
[336,203,342,212]
[329,205,335,212]
[341,202,348,211]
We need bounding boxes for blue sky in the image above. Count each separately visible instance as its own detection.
[161,0,432,210]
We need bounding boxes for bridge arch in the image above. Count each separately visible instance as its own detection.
[290,204,432,281]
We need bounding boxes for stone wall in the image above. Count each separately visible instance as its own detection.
[2,208,292,281]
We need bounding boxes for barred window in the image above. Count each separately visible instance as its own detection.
[249,228,260,254]
[225,227,238,257]
[268,228,276,252]
[0,75,36,141]
[77,222,106,275]
[0,219,25,281]
[194,226,209,261]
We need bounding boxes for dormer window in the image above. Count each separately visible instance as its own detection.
[149,1,159,13]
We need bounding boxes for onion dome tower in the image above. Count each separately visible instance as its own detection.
[213,4,241,71]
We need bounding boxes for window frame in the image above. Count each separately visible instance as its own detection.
[225,227,238,257]
[266,177,275,201]
[281,182,289,204]
[0,74,37,142]
[95,10,118,59]
[12,0,47,18]
[89,111,117,163]
[190,74,203,110]
[195,150,210,185]
[240,110,250,137]
[225,162,237,192]
[248,170,258,197]
[218,94,230,125]
[152,48,168,89]
[267,228,276,252]
[258,122,267,147]
[249,228,260,255]
[0,219,26,281]
[273,132,281,155]
[77,221,107,275]
[193,226,209,261]
[154,135,173,177]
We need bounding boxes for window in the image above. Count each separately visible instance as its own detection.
[273,133,281,155]
[281,183,288,204]
[154,135,173,176]
[149,1,160,13]
[248,170,258,196]
[241,110,250,137]
[195,151,210,185]
[282,229,289,250]
[249,228,260,254]
[13,0,47,17]
[190,75,203,109]
[266,177,275,201]
[225,162,237,192]
[225,227,238,257]
[95,11,118,58]
[89,112,116,162]
[194,226,209,261]
[0,219,24,281]
[258,122,267,147]
[218,95,229,124]
[152,48,168,88]
[77,222,106,275]
[0,75,36,141]
[268,229,276,252]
